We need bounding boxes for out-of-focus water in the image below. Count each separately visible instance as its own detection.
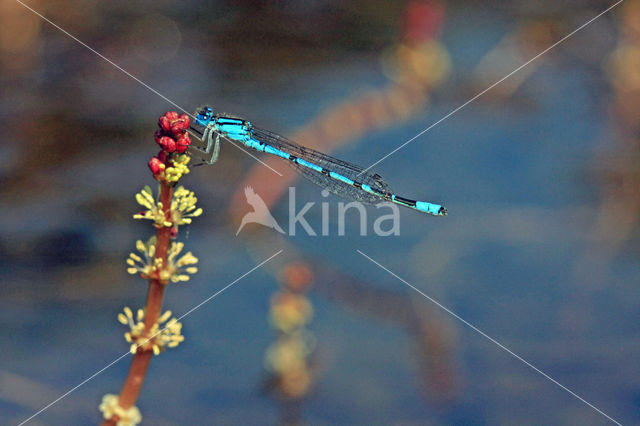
[1,1,638,425]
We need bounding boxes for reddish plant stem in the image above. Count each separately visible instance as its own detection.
[141,183,173,332]
[116,347,154,407]
[102,182,174,425]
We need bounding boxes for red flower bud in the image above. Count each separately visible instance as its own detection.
[175,133,191,153]
[148,157,165,175]
[156,135,177,153]
[170,226,178,239]
[158,111,179,133]
[170,114,191,134]
[158,111,190,136]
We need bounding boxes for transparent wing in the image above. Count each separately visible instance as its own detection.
[251,127,393,204]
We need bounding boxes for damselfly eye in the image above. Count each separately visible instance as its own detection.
[196,106,213,120]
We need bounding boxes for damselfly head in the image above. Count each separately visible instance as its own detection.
[194,106,215,126]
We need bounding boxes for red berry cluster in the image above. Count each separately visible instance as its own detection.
[148,112,192,180]
[155,112,191,153]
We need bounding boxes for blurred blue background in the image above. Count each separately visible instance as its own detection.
[1,0,639,424]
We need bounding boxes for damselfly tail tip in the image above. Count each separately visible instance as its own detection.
[416,201,447,216]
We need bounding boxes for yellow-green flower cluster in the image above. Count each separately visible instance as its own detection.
[164,241,198,283]
[269,292,313,334]
[99,394,141,426]
[170,186,203,225]
[265,282,316,399]
[164,154,190,183]
[265,332,315,374]
[126,238,198,284]
[126,237,161,279]
[133,185,203,228]
[264,331,315,399]
[118,307,184,355]
[133,186,170,227]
